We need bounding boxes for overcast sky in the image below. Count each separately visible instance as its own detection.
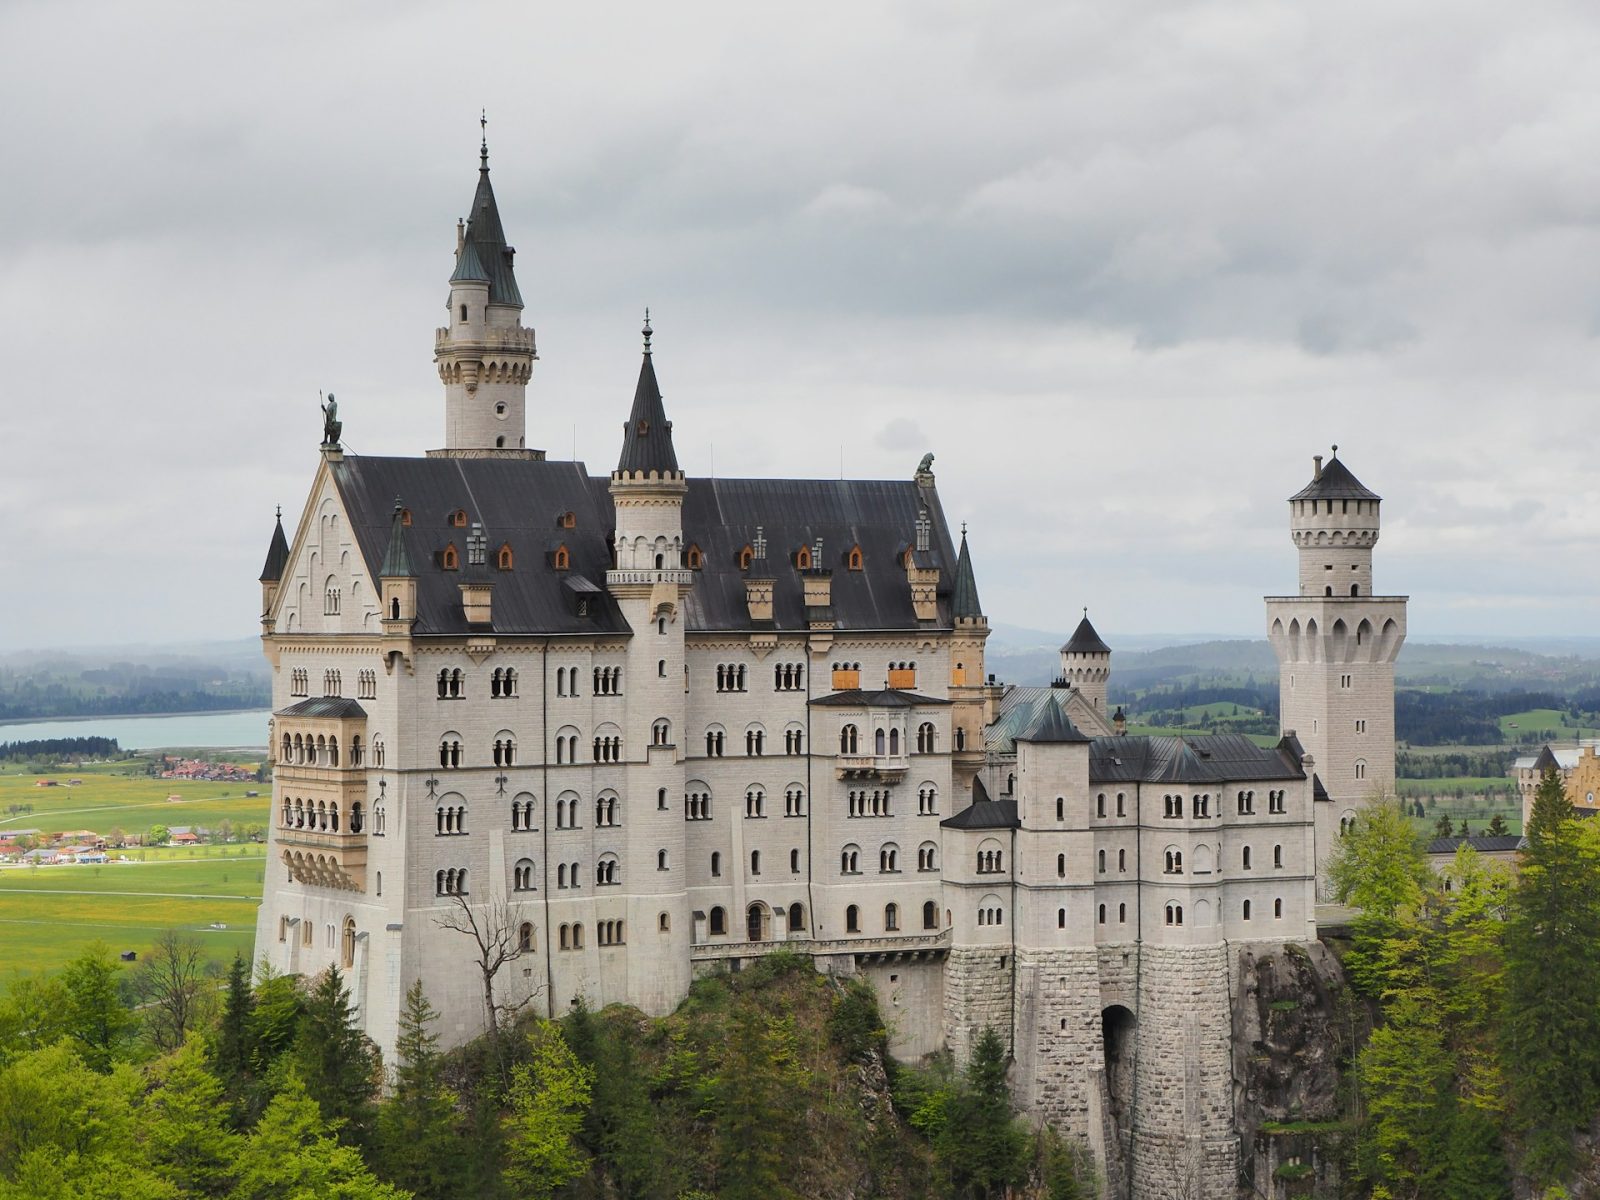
[2,0,1597,652]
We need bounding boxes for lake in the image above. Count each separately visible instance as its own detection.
[0,710,272,751]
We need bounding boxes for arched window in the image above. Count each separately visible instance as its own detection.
[1058,908,1066,929]
[884,903,899,932]
[880,844,899,873]
[1274,844,1283,868]
[840,724,859,754]
[1165,903,1183,926]
[711,851,722,877]
[1165,849,1183,875]
[1097,849,1106,873]
[917,722,936,753]
[841,844,860,874]
[789,902,805,931]
[596,855,619,886]
[750,850,761,876]
[513,858,535,891]
[1098,904,1106,924]
[658,849,668,870]
[923,900,938,930]
[846,904,860,933]
[498,543,514,570]
[518,923,534,952]
[1243,899,1252,921]
[1274,898,1283,918]
[709,907,726,936]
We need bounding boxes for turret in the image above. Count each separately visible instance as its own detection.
[379,500,418,671]
[259,507,290,629]
[1058,611,1111,712]
[433,124,539,456]
[1288,446,1381,597]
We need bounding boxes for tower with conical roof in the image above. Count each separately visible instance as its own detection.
[1266,448,1407,895]
[949,527,997,787]
[1058,611,1111,714]
[605,312,693,1011]
[259,507,290,630]
[433,121,540,457]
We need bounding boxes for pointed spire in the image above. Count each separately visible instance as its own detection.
[952,525,983,619]
[616,314,679,475]
[480,108,489,169]
[453,123,522,306]
[1061,612,1111,656]
[381,498,414,577]
[258,507,290,582]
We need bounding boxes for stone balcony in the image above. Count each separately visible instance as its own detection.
[690,929,949,965]
[278,826,367,892]
[836,753,911,781]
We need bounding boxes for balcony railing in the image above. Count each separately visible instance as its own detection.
[690,929,949,961]
[836,753,910,779]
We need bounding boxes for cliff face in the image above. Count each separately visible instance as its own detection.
[1231,940,1361,1199]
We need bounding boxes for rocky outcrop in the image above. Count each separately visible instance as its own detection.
[1231,941,1360,1199]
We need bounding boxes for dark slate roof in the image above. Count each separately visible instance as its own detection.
[331,456,960,637]
[1311,773,1329,802]
[1426,834,1525,855]
[259,513,290,582]
[276,697,368,719]
[810,688,951,708]
[1061,614,1110,655]
[1087,734,1304,786]
[1534,744,1560,774]
[941,776,1019,830]
[334,456,628,636]
[456,161,522,307]
[380,500,413,577]
[615,347,679,475]
[1288,454,1380,503]
[674,476,961,632]
[951,531,982,619]
[1017,704,1091,744]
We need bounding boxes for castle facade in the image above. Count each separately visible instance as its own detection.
[253,146,1405,1199]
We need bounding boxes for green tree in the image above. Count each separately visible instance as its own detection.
[59,943,135,1071]
[377,981,463,1199]
[131,929,213,1052]
[1358,991,1454,1196]
[1330,802,1432,918]
[147,824,170,846]
[1487,812,1508,837]
[0,1043,150,1193]
[214,954,255,1098]
[939,1029,1027,1200]
[294,967,381,1148]
[232,1073,411,1200]
[502,1021,593,1200]
[712,1005,809,1199]
[247,961,302,1074]
[1501,767,1600,1184]
[140,1039,241,1196]
[0,973,69,1066]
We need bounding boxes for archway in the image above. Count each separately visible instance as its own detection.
[747,902,771,942]
[1102,1004,1137,1138]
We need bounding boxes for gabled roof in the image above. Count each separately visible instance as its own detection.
[456,156,522,307]
[1087,734,1304,785]
[941,776,1019,830]
[809,688,952,708]
[1289,453,1380,502]
[259,512,290,583]
[276,697,368,719]
[615,329,679,475]
[951,530,982,619]
[987,686,1116,752]
[1061,613,1110,656]
[1017,704,1091,744]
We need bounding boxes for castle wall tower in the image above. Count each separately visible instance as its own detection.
[605,315,693,1012]
[949,528,1000,789]
[1266,449,1407,895]
[433,131,540,457]
[1058,612,1111,713]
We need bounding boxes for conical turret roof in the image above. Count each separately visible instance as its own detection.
[1061,613,1111,656]
[952,528,983,619]
[616,316,679,475]
[454,148,522,306]
[259,511,290,582]
[1289,450,1380,502]
[380,500,414,577]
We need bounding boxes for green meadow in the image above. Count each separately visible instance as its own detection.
[0,855,262,977]
[0,757,271,839]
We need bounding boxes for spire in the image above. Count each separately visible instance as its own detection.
[380,499,414,577]
[952,524,983,619]
[258,507,290,582]
[616,312,679,475]
[453,125,522,306]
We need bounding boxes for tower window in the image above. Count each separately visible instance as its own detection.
[495,402,506,416]
[460,304,468,323]
[496,436,505,448]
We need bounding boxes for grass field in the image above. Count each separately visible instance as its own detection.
[0,757,270,839]
[0,856,261,978]
[1499,708,1600,740]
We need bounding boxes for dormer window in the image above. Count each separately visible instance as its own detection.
[900,547,915,569]
[400,508,413,526]
[497,543,514,570]
[686,544,703,570]
[559,511,576,529]
[441,544,459,570]
[450,509,468,528]
[553,544,570,571]
[847,545,863,571]
[738,545,754,571]
[795,544,812,570]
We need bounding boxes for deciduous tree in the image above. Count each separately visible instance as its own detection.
[502,1021,592,1200]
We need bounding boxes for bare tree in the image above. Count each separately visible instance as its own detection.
[131,930,213,1050]
[433,892,540,1069]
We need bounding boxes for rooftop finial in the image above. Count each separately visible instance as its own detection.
[642,307,653,354]
[1331,443,1339,457]
[480,109,488,168]
[960,521,967,537]
[275,505,282,520]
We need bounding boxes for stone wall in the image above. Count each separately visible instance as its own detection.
[943,945,1014,1061]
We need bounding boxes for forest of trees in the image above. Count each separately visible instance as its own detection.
[0,945,1089,1200]
[0,735,123,763]
[1328,768,1600,1195]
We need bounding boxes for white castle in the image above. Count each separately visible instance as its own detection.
[254,143,1406,1198]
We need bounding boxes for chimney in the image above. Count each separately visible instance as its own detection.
[457,218,465,255]
[1312,454,1323,481]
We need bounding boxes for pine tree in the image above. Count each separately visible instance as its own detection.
[502,1021,592,1200]
[939,1029,1027,1200]
[213,954,254,1098]
[294,967,381,1149]
[1358,991,1454,1195]
[1501,767,1600,1184]
[140,1039,241,1196]
[377,981,463,1199]
[232,1074,409,1200]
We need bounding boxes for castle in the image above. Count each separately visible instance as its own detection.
[253,142,1406,1198]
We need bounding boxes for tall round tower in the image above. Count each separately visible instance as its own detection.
[1058,611,1111,712]
[433,126,539,456]
[1290,447,1380,597]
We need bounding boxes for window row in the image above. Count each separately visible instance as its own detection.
[840,900,938,934]
[848,788,894,818]
[280,796,366,834]
[1235,789,1288,815]
[280,732,367,768]
[839,840,938,875]
[701,725,806,757]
